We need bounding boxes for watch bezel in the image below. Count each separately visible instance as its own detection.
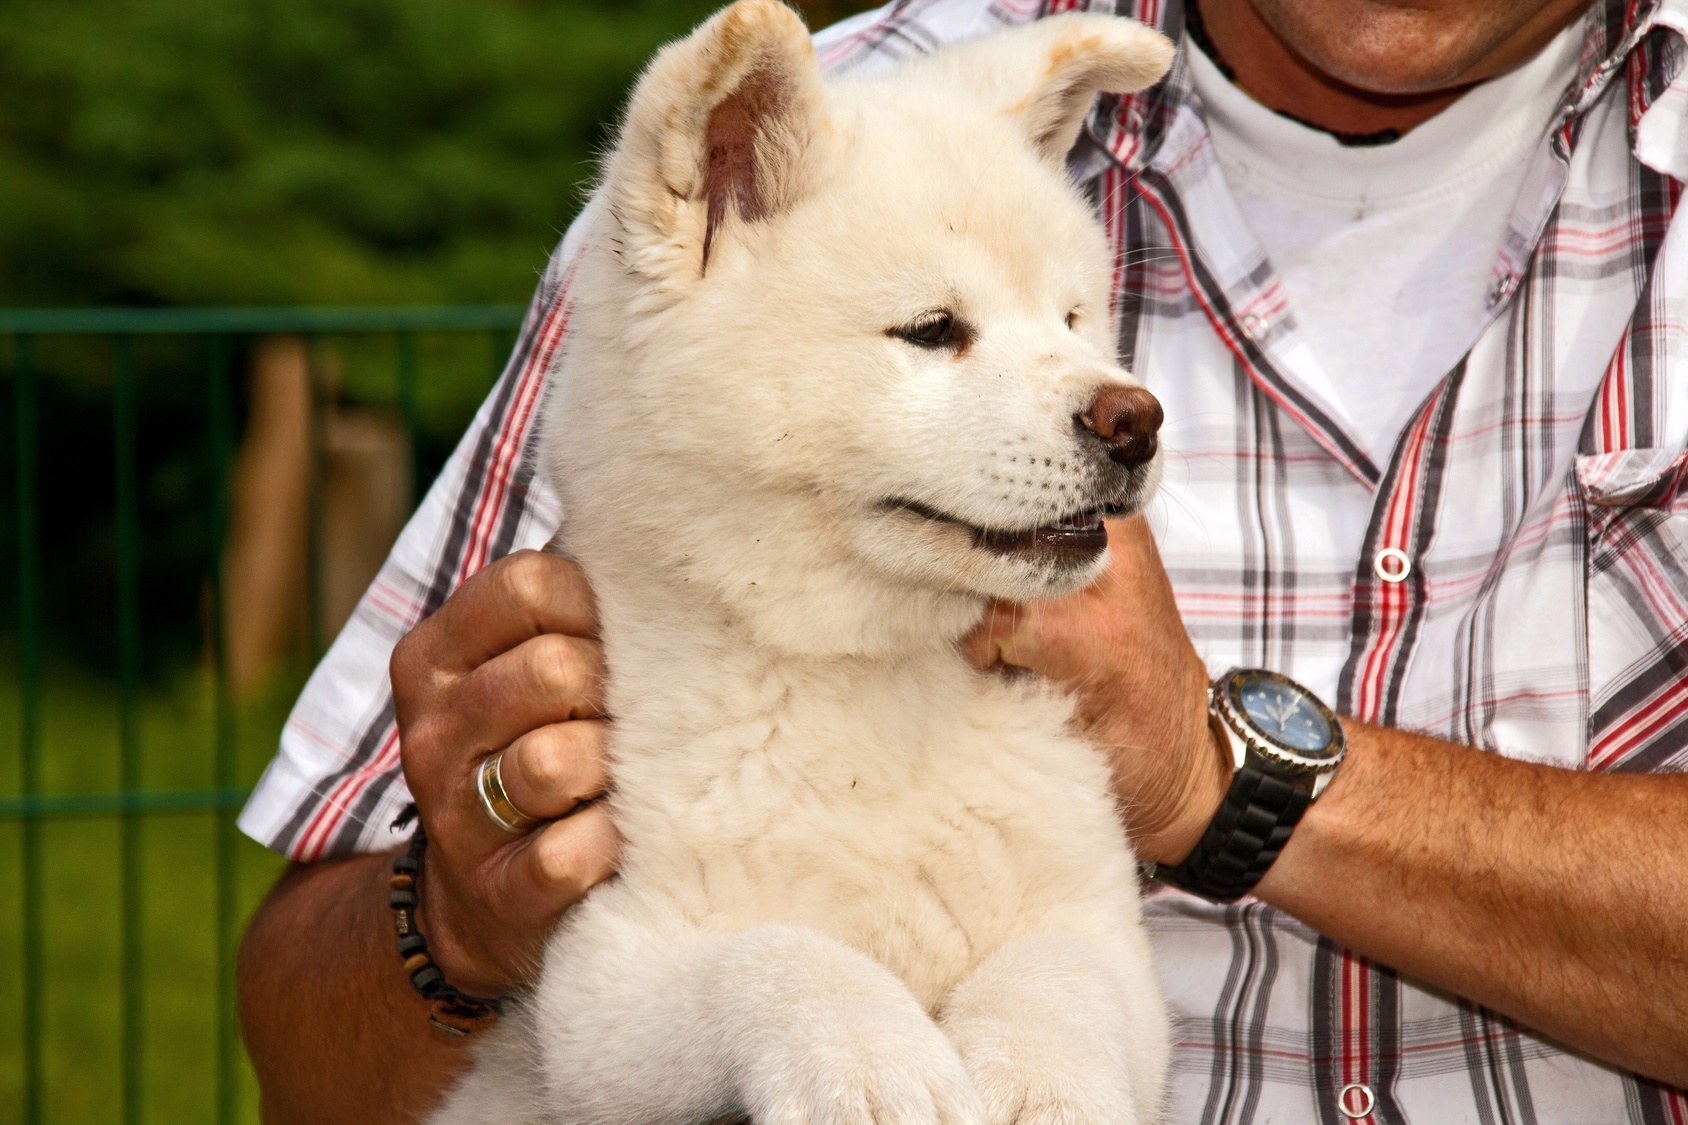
[1213,668,1347,776]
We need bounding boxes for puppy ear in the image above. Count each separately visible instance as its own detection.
[920,14,1174,162]
[606,0,833,280]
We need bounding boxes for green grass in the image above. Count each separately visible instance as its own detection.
[0,660,302,1125]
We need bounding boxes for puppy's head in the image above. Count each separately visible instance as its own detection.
[554,1,1173,652]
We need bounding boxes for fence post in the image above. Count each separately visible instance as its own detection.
[15,332,44,1125]
[208,334,239,1125]
[114,334,146,1125]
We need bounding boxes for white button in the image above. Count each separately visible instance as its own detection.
[1338,1082,1376,1119]
[1240,313,1269,342]
[1489,274,1518,307]
[1373,547,1412,583]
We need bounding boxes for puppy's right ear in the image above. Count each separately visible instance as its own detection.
[605,0,833,284]
[916,14,1173,164]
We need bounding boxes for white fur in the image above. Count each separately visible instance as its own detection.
[430,5,1175,1123]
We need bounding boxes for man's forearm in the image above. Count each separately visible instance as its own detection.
[239,852,473,1124]
[1256,723,1688,1085]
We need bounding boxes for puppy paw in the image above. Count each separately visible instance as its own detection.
[964,1049,1137,1125]
[744,1012,986,1125]
[938,934,1165,1125]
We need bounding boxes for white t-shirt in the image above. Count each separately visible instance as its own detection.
[1187,20,1584,463]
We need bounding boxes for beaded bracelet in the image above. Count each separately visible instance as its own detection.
[389,807,508,1037]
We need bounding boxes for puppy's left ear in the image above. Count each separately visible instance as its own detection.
[919,14,1174,162]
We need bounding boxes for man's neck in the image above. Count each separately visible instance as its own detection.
[1194,0,1586,137]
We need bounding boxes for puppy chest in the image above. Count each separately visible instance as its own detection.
[677,791,1122,1006]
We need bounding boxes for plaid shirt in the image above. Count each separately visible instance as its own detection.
[240,0,1688,1120]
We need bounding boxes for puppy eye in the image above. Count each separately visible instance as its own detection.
[1066,309,1080,330]
[894,313,957,348]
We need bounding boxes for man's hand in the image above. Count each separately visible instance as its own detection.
[966,516,1688,1086]
[240,549,617,1124]
[965,516,1229,865]
[391,548,620,995]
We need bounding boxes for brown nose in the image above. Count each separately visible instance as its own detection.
[1079,384,1163,467]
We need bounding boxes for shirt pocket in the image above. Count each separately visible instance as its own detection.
[1575,447,1688,513]
[1576,448,1688,772]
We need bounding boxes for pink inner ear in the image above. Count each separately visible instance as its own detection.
[703,68,785,270]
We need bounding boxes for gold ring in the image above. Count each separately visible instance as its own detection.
[476,751,540,834]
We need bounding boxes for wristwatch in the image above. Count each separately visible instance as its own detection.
[1154,669,1347,902]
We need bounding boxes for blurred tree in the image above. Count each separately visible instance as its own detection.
[0,0,879,309]
[0,0,881,686]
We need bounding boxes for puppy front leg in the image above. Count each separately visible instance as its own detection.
[939,933,1168,1125]
[525,918,986,1125]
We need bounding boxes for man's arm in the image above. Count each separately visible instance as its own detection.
[1258,722,1688,1085]
[239,551,618,1124]
[969,516,1688,1089]
[240,853,458,1123]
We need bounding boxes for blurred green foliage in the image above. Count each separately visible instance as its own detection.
[0,0,878,309]
[0,0,878,684]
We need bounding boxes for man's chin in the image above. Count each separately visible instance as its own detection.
[1253,0,1586,96]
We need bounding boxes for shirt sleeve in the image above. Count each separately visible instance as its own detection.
[237,236,575,859]
[238,0,1006,861]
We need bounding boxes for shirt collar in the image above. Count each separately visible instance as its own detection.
[1062,0,1688,488]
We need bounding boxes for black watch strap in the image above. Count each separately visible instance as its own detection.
[1154,765,1313,903]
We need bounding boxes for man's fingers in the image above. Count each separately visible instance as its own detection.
[426,801,619,992]
[1104,515,1181,604]
[453,633,608,754]
[449,719,609,860]
[965,600,1061,675]
[498,720,610,821]
[402,550,599,677]
[512,803,620,913]
[964,601,1016,670]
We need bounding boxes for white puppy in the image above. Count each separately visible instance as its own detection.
[431,4,1175,1123]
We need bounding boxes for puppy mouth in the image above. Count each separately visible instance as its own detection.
[887,498,1132,560]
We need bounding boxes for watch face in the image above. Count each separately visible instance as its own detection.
[1235,675,1334,756]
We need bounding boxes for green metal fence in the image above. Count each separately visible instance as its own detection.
[1,306,524,1124]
